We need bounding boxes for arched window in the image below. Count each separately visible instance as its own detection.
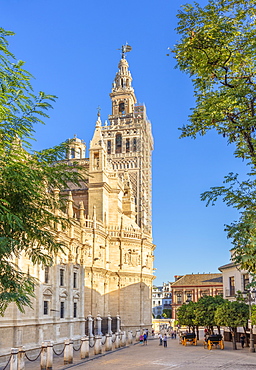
[119,102,125,114]
[133,138,137,152]
[116,134,122,153]
[126,138,130,153]
[71,148,75,158]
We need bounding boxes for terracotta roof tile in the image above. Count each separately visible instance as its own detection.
[171,273,222,287]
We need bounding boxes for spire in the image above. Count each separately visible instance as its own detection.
[90,111,105,149]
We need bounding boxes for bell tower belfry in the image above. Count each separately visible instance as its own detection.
[101,46,154,234]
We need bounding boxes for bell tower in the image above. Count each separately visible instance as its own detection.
[101,45,153,234]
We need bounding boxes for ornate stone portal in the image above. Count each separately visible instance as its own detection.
[0,49,155,351]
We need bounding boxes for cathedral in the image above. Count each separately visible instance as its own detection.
[0,48,155,351]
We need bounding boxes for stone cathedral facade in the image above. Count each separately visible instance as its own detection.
[0,52,155,351]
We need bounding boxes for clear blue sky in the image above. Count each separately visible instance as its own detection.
[2,0,248,285]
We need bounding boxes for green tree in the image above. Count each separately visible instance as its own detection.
[0,28,85,314]
[215,300,249,350]
[194,295,225,334]
[177,301,196,331]
[172,0,256,273]
[162,308,172,318]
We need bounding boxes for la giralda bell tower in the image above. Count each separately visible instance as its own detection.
[101,45,153,234]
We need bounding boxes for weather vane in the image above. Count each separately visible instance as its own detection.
[118,43,132,59]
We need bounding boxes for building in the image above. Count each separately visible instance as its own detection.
[171,273,223,319]
[0,49,155,352]
[152,282,172,318]
[218,262,249,301]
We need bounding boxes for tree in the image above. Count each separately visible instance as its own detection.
[171,0,256,273]
[0,28,86,314]
[194,295,225,334]
[176,301,196,331]
[215,300,249,349]
[162,308,172,318]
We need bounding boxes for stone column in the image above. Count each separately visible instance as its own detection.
[94,336,102,355]
[87,314,93,338]
[107,313,112,334]
[18,347,25,370]
[10,348,18,370]
[96,313,102,336]
[46,341,53,370]
[40,342,47,370]
[80,336,89,359]
[116,315,121,333]
[105,333,112,352]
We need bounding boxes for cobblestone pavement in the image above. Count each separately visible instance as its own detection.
[58,338,256,370]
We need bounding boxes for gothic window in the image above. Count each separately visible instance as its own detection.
[60,269,64,286]
[107,140,111,154]
[44,266,49,284]
[133,138,137,152]
[43,301,48,315]
[121,79,124,88]
[126,138,130,153]
[94,153,99,169]
[119,102,125,114]
[73,272,77,289]
[60,302,65,318]
[116,134,122,153]
[73,302,77,318]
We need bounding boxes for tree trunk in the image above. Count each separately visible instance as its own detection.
[196,325,199,340]
[217,326,221,335]
[243,326,249,347]
[231,329,237,350]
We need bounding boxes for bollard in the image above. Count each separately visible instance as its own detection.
[121,331,127,347]
[69,339,73,364]
[64,339,70,365]
[94,335,102,355]
[135,329,141,341]
[87,314,93,338]
[128,331,133,345]
[46,341,53,370]
[96,313,102,336]
[41,342,47,370]
[116,315,121,333]
[18,347,25,370]
[107,314,112,334]
[105,333,112,352]
[10,348,19,370]
[115,332,120,349]
[81,336,89,359]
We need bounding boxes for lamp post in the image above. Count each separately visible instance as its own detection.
[243,289,256,353]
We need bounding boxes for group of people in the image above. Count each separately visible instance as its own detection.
[139,329,149,345]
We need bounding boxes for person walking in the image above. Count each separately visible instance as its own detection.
[240,335,245,348]
[163,334,167,348]
[143,332,148,345]
[159,333,163,345]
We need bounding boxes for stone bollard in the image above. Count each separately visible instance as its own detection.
[135,329,141,341]
[105,333,112,352]
[128,331,133,345]
[69,339,74,364]
[94,335,102,355]
[18,347,25,370]
[10,348,19,370]
[64,339,70,365]
[115,332,120,349]
[81,336,89,359]
[121,331,127,347]
[46,341,53,370]
[41,342,47,370]
[107,314,112,334]
[116,314,121,333]
[96,313,102,336]
[87,314,93,338]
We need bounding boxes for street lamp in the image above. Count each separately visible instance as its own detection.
[243,289,256,353]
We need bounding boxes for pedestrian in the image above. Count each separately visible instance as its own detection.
[143,332,147,345]
[174,330,177,339]
[139,334,144,345]
[152,329,155,337]
[163,334,167,347]
[240,335,246,348]
[159,333,162,345]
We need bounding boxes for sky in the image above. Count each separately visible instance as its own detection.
[1,0,249,285]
